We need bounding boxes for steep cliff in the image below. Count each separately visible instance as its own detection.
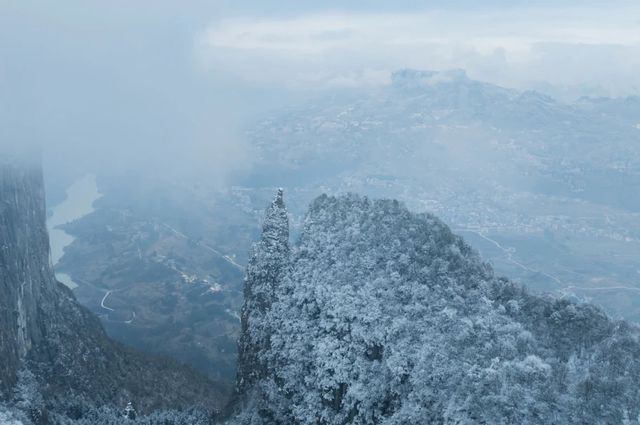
[0,158,224,414]
[231,193,640,424]
[235,189,289,399]
[0,159,55,396]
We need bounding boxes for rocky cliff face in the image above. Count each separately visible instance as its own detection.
[231,193,640,425]
[235,189,289,399]
[0,160,55,396]
[0,158,224,414]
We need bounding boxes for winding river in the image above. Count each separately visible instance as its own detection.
[47,174,102,289]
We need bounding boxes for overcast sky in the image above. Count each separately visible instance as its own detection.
[202,1,640,95]
[1,0,639,182]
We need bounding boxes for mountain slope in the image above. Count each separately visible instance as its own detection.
[0,158,225,416]
[243,69,640,320]
[47,70,640,391]
[232,192,640,424]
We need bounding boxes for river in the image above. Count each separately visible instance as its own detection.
[47,174,102,289]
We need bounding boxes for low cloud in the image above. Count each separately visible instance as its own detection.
[0,1,251,187]
[200,5,640,97]
[2,1,639,189]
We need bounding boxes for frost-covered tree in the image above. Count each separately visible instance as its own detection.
[228,193,640,425]
[13,369,45,425]
[235,189,290,400]
[124,402,137,420]
[0,402,29,425]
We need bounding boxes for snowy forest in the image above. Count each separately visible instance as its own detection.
[229,193,640,424]
[3,1,640,424]
[3,165,640,424]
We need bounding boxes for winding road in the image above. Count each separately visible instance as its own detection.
[456,228,565,287]
[456,228,640,300]
[100,290,115,312]
[160,222,244,270]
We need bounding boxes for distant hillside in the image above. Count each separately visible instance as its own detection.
[241,68,640,320]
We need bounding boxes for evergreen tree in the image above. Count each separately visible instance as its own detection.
[13,369,45,425]
[124,402,136,420]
